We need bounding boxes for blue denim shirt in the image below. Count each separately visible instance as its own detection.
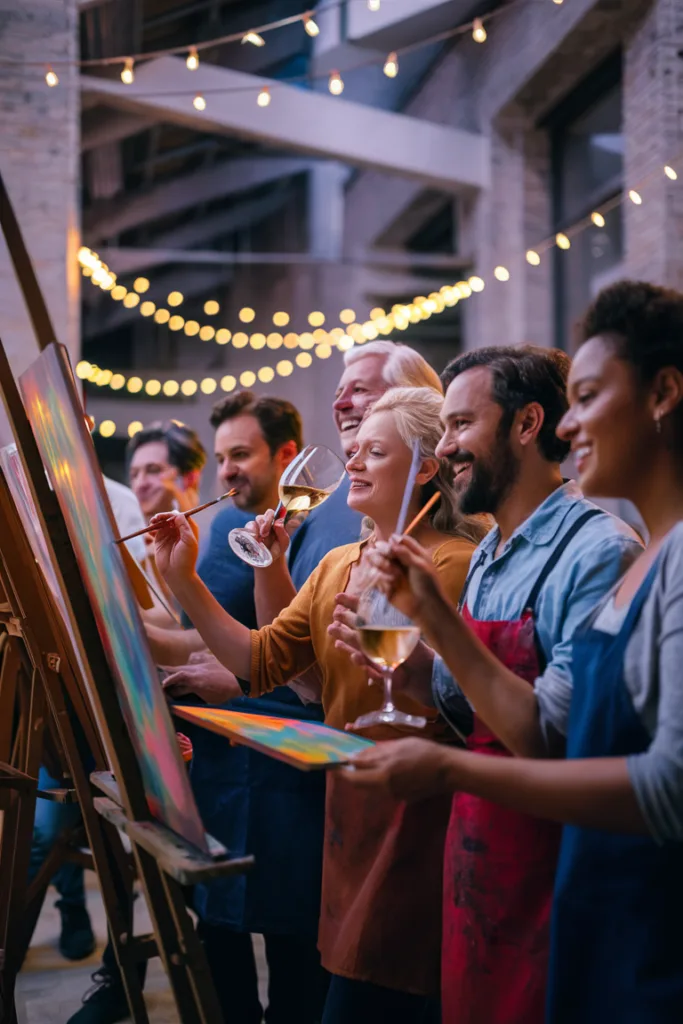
[432,482,643,744]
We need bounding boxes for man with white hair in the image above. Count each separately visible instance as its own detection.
[288,341,442,587]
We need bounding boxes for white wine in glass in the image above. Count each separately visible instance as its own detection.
[228,444,346,567]
[348,590,427,730]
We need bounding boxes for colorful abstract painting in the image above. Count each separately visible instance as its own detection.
[172,705,375,770]
[20,343,208,852]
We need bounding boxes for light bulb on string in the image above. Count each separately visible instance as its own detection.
[591,211,605,227]
[526,250,541,266]
[383,52,399,78]
[494,266,510,282]
[629,189,642,205]
[368,0,380,9]
[329,71,344,96]
[45,65,59,87]
[242,31,265,47]
[665,165,678,180]
[186,47,199,70]
[303,13,320,37]
[121,58,134,85]
[257,87,271,107]
[556,232,571,250]
[472,18,487,43]
[193,94,206,111]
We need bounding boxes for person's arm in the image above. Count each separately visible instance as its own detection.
[242,508,299,627]
[347,738,646,833]
[145,622,206,665]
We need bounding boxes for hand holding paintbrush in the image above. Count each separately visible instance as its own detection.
[115,489,237,544]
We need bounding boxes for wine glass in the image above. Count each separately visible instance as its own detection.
[348,587,426,730]
[228,444,346,567]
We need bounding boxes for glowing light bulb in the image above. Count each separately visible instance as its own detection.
[233,332,249,348]
[368,0,380,9]
[181,380,198,396]
[140,301,156,317]
[123,292,140,308]
[133,277,149,293]
[193,94,206,111]
[128,421,143,438]
[242,32,265,47]
[162,380,179,396]
[276,360,294,377]
[45,66,59,87]
[273,311,289,327]
[168,315,185,331]
[383,52,399,78]
[340,309,356,324]
[111,285,127,301]
[494,266,510,282]
[110,374,126,390]
[126,377,143,393]
[296,352,313,368]
[468,276,485,292]
[203,300,219,315]
[121,58,134,85]
[168,291,184,306]
[200,378,217,395]
[629,189,642,205]
[665,165,678,181]
[184,320,200,337]
[258,367,275,383]
[216,329,231,345]
[308,311,325,327]
[186,47,199,70]
[284,333,299,348]
[76,361,92,379]
[239,307,255,323]
[556,232,571,250]
[221,375,236,392]
[199,325,215,341]
[144,379,161,396]
[472,18,487,43]
[250,333,266,349]
[154,308,170,324]
[329,71,344,96]
[99,420,116,438]
[303,14,320,37]
[257,87,271,108]
[240,371,257,387]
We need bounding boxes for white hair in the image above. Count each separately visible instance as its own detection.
[344,341,442,395]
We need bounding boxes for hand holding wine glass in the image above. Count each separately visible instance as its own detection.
[244,507,291,563]
[229,444,346,567]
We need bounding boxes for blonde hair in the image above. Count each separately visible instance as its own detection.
[344,341,443,395]
[366,387,489,544]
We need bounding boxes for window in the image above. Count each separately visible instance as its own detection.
[548,54,623,348]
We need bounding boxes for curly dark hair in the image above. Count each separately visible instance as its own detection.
[126,420,206,475]
[580,280,683,382]
[210,391,303,455]
[441,345,571,463]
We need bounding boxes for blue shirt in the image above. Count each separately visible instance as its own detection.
[432,482,643,744]
[288,477,363,590]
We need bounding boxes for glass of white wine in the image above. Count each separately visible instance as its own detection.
[348,587,426,730]
[228,444,346,567]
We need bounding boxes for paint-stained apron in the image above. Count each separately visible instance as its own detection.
[442,510,600,1023]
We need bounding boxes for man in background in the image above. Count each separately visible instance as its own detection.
[128,419,206,519]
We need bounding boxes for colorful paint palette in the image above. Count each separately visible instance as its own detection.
[20,343,208,852]
[172,705,375,770]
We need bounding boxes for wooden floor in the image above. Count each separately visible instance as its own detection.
[16,873,268,1023]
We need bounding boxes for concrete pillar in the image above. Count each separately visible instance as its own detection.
[308,162,347,262]
[622,0,683,288]
[0,0,80,383]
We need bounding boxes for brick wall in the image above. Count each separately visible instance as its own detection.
[0,0,79,391]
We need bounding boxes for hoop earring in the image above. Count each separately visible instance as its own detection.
[655,416,662,434]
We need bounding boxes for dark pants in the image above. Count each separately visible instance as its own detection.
[321,975,440,1024]
[198,921,329,1024]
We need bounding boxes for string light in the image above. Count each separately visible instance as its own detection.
[221,375,236,392]
[277,360,294,377]
[468,276,485,292]
[526,250,541,266]
[303,14,320,37]
[240,370,257,387]
[181,380,198,396]
[308,311,325,327]
[121,58,134,84]
[472,18,487,43]
[239,307,255,323]
[45,65,58,87]
[383,52,399,78]
[186,47,199,70]
[493,266,510,282]
[99,420,116,438]
[204,299,219,315]
[216,329,231,344]
[257,87,271,107]
[258,366,275,383]
[250,333,266,349]
[591,212,605,227]
[368,0,380,9]
[184,320,200,336]
[140,301,156,317]
[200,378,217,394]
[629,189,642,205]
[163,380,179,396]
[665,165,678,180]
[154,308,170,324]
[133,277,150,293]
[123,292,140,308]
[193,94,206,111]
[242,31,265,47]
[329,71,344,96]
[128,421,143,438]
[126,377,143,393]
[556,232,571,250]
[168,291,183,306]
[273,311,289,327]
[145,379,161,396]
[168,315,185,331]
[199,325,215,341]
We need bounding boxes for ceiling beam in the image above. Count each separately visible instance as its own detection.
[80,56,490,193]
[82,110,157,152]
[84,156,310,243]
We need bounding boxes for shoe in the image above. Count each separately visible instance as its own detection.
[66,969,130,1024]
[57,900,96,961]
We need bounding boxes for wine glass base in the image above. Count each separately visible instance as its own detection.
[228,528,273,568]
[348,709,427,731]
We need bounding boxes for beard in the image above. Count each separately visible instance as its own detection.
[453,431,520,516]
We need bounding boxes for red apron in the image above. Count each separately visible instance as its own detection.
[442,510,600,1024]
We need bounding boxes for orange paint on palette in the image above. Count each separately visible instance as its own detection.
[172,706,374,770]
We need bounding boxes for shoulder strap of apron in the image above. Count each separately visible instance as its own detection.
[457,550,487,611]
[523,507,603,613]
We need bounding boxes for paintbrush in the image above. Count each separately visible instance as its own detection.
[114,489,237,544]
[402,491,441,537]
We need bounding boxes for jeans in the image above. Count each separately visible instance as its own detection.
[198,921,329,1024]
[321,975,440,1024]
[28,766,85,907]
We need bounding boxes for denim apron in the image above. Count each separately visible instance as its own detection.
[547,559,683,1022]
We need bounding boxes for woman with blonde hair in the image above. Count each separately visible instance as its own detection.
[152,386,487,1023]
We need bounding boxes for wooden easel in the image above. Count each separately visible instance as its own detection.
[0,172,253,1022]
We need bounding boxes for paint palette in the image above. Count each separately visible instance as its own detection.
[172,705,374,770]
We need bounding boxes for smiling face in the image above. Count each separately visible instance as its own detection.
[557,335,656,500]
[129,440,180,518]
[214,413,289,513]
[345,409,419,523]
[435,366,520,516]
[333,354,389,456]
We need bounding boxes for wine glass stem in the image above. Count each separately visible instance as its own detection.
[381,667,396,713]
